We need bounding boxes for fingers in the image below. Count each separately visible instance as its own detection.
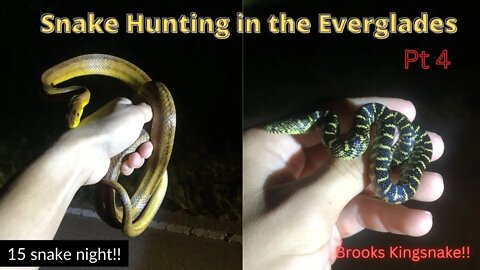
[114,98,153,123]
[348,97,416,121]
[361,131,444,202]
[138,141,154,157]
[297,106,444,183]
[337,196,433,238]
[429,132,444,161]
[412,172,444,202]
[115,97,133,105]
[363,171,444,202]
[121,141,153,176]
[136,102,153,123]
[121,153,142,176]
[410,132,444,201]
[82,98,152,126]
[298,126,444,181]
[403,130,444,202]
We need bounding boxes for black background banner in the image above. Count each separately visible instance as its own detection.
[0,240,128,267]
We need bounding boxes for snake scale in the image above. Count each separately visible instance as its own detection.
[41,54,176,237]
[264,103,433,204]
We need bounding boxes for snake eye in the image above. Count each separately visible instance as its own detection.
[76,113,80,117]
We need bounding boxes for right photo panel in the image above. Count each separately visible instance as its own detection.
[243,1,478,269]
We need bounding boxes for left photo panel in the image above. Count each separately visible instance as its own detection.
[0,1,242,269]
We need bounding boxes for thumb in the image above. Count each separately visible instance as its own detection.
[295,158,366,222]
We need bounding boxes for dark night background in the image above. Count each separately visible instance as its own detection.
[1,0,479,269]
[245,0,479,269]
[0,0,241,229]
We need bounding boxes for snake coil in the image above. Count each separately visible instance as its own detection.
[41,54,176,237]
[264,103,432,204]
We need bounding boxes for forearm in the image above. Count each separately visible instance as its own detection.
[0,100,151,240]
[0,133,101,240]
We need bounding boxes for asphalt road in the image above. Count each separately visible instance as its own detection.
[46,213,242,270]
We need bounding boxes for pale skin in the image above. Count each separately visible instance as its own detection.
[243,97,445,270]
[0,98,154,240]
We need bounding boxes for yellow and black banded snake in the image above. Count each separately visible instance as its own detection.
[41,54,176,237]
[265,103,432,204]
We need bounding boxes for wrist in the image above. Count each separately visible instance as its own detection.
[0,130,103,239]
[52,129,109,186]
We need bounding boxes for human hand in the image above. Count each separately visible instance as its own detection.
[243,97,444,270]
[58,97,154,185]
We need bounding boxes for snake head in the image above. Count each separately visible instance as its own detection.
[66,109,82,129]
[66,90,90,129]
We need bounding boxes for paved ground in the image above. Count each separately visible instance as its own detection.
[45,212,242,270]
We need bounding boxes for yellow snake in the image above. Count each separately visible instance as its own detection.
[41,54,176,237]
